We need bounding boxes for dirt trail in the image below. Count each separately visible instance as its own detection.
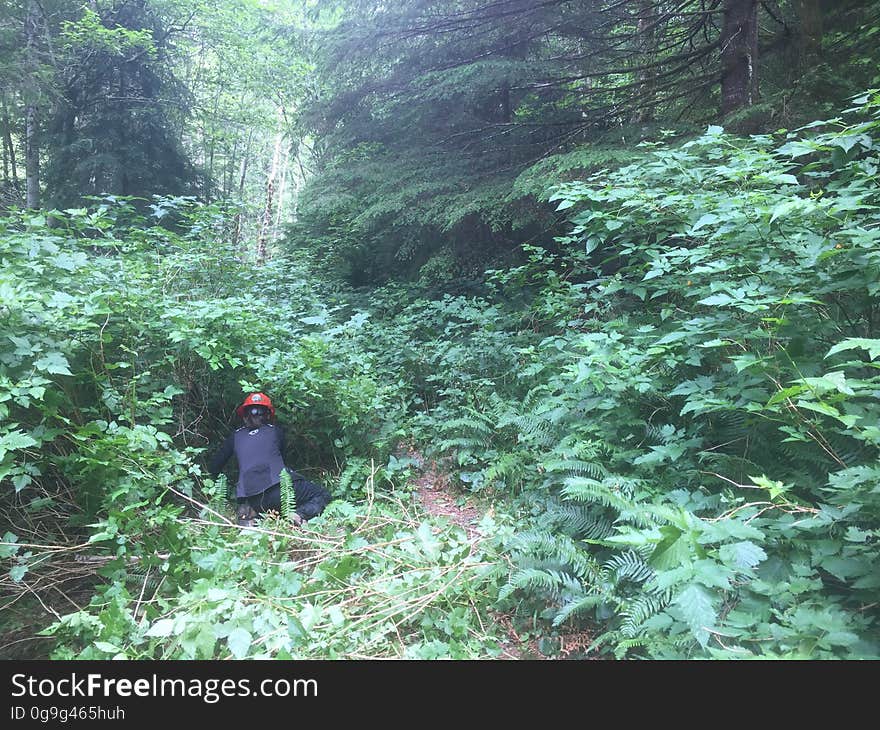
[413,457,484,540]
[404,445,597,660]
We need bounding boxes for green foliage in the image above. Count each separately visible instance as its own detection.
[0,197,402,654]
[279,469,296,523]
[7,60,880,660]
[43,496,509,659]
[416,91,880,658]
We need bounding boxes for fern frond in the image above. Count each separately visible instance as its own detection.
[561,476,637,513]
[499,568,575,601]
[613,637,651,659]
[604,550,654,584]
[509,530,598,580]
[442,416,493,435]
[546,502,614,540]
[544,459,608,480]
[619,589,673,638]
[335,457,369,498]
[484,452,525,485]
[552,593,606,627]
[437,436,486,451]
[507,415,557,446]
[280,469,297,523]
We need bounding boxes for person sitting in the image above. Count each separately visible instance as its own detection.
[208,392,331,527]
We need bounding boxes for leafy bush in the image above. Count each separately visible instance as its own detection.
[434,91,880,658]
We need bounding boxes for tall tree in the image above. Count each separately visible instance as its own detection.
[24,0,41,208]
[720,0,759,116]
[44,1,197,207]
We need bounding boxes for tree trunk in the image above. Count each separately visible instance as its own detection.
[273,143,290,240]
[231,129,253,251]
[797,0,822,64]
[1,96,13,183]
[720,0,759,116]
[634,0,658,124]
[224,136,238,199]
[256,117,284,264]
[205,89,221,203]
[25,0,40,208]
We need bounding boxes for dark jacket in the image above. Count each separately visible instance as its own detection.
[208,423,330,520]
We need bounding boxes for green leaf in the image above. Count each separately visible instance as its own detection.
[826,338,880,361]
[33,352,73,376]
[770,200,800,224]
[691,213,718,231]
[146,619,175,638]
[749,475,789,500]
[697,293,733,307]
[94,641,122,654]
[227,628,252,659]
[795,400,842,420]
[0,431,38,459]
[730,353,768,372]
[719,541,767,570]
[675,584,716,647]
[0,532,20,559]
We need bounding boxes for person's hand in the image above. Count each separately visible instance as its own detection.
[292,513,303,527]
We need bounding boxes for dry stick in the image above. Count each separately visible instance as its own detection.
[368,564,478,644]
[765,373,847,468]
[353,459,378,534]
[163,484,236,526]
[49,583,85,614]
[0,538,93,552]
[22,582,61,621]
[133,566,151,621]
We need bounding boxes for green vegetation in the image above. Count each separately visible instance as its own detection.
[2,0,880,660]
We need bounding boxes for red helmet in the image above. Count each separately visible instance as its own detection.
[236,392,275,419]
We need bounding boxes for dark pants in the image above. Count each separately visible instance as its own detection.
[238,471,331,521]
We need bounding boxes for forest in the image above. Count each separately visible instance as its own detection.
[1,0,879,661]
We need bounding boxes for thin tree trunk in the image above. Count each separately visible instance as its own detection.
[720,0,759,117]
[635,0,658,123]
[25,0,40,208]
[224,135,239,199]
[273,143,290,241]
[231,128,254,251]
[256,114,284,264]
[1,97,10,183]
[205,89,221,203]
[797,0,822,64]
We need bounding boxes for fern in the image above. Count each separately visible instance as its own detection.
[612,637,651,659]
[498,568,575,601]
[438,435,487,451]
[543,459,608,480]
[561,476,644,516]
[508,530,598,581]
[442,416,493,436]
[619,588,673,638]
[508,415,557,446]
[604,550,654,584]
[552,592,606,627]
[280,469,297,523]
[545,502,614,540]
[484,452,525,487]
[335,457,369,498]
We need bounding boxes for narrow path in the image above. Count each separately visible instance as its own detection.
[404,443,600,660]
[413,459,484,540]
